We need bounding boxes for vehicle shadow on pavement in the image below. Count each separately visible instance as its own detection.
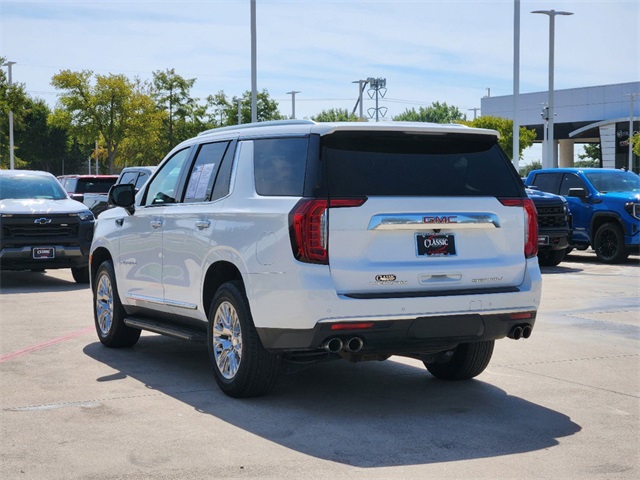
[0,270,87,293]
[83,336,582,468]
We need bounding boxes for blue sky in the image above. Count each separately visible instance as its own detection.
[1,0,638,163]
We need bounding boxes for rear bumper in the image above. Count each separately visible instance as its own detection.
[257,311,537,353]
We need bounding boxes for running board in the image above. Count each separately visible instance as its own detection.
[124,317,207,343]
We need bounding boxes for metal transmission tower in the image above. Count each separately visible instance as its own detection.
[367,77,387,122]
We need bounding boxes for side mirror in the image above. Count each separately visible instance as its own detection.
[567,187,588,202]
[109,184,135,214]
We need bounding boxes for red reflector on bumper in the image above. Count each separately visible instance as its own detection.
[330,322,375,331]
[510,312,534,320]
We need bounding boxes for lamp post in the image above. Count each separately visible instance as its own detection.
[286,91,300,119]
[3,60,16,170]
[532,9,573,169]
[250,0,257,123]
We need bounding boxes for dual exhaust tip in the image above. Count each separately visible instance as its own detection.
[509,324,533,340]
[323,337,364,354]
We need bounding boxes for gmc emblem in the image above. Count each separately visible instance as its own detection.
[423,216,457,224]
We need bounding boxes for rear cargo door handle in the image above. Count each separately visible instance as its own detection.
[195,220,211,230]
[150,219,163,229]
[368,213,501,230]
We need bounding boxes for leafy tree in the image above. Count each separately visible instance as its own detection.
[220,89,283,126]
[15,98,68,174]
[51,70,158,173]
[633,133,640,157]
[312,108,360,122]
[205,91,232,127]
[519,161,541,178]
[578,143,601,162]
[574,159,600,168]
[460,115,536,161]
[1,56,30,168]
[393,101,466,123]
[152,69,204,150]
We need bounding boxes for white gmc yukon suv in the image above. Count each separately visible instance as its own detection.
[90,120,542,397]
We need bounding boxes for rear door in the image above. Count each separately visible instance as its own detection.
[322,131,528,295]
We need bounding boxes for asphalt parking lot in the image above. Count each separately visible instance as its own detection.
[1,251,638,480]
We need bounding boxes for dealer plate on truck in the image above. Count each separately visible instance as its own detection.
[416,233,456,256]
[33,247,55,259]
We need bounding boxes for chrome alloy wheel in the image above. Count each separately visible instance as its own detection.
[213,301,243,380]
[95,272,114,335]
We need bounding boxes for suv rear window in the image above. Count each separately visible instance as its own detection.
[322,132,522,197]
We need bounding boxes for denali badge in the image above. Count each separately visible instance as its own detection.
[375,274,397,282]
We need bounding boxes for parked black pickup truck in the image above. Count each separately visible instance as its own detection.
[83,166,156,216]
[526,187,572,266]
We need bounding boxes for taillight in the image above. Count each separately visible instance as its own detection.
[498,197,538,259]
[289,197,366,264]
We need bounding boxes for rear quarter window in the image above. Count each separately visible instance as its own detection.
[254,137,308,196]
[322,132,522,197]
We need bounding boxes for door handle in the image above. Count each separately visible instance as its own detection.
[195,220,211,230]
[150,219,163,229]
[115,218,124,227]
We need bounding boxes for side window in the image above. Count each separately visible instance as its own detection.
[531,173,561,194]
[211,141,236,201]
[143,148,191,206]
[134,172,150,189]
[254,137,308,196]
[559,174,587,195]
[119,171,139,186]
[184,142,229,203]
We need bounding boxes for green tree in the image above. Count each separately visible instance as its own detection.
[51,70,158,173]
[393,101,466,123]
[220,89,283,126]
[460,115,537,161]
[578,143,601,163]
[312,108,360,122]
[152,68,204,150]
[519,161,541,178]
[1,56,30,168]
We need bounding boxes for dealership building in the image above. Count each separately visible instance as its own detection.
[480,81,639,172]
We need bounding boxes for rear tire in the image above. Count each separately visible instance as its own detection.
[538,248,566,267]
[208,281,280,398]
[93,260,140,347]
[594,222,628,264]
[424,341,494,380]
[71,266,90,284]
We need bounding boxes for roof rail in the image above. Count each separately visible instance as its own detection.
[197,119,316,137]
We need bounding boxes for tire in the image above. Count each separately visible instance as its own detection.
[93,260,141,347]
[424,340,494,380]
[71,266,90,284]
[593,222,629,264]
[207,281,280,398]
[537,248,566,267]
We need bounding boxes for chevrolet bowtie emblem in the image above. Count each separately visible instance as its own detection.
[34,218,52,225]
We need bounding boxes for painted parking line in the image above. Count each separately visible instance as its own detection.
[0,326,94,363]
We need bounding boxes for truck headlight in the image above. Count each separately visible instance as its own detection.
[75,210,95,222]
[624,202,640,220]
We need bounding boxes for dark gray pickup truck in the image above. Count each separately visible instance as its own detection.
[83,166,156,216]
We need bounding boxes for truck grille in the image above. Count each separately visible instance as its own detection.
[2,215,80,239]
[536,206,568,228]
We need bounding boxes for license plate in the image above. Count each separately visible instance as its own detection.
[416,233,456,256]
[538,235,549,246]
[33,247,55,259]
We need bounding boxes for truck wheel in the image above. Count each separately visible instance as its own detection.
[208,281,280,398]
[71,266,90,284]
[93,260,140,347]
[538,248,566,267]
[424,340,494,380]
[594,222,629,264]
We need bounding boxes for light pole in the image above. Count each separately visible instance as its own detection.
[532,9,573,169]
[3,60,16,170]
[513,0,520,171]
[286,91,300,119]
[250,0,257,123]
[351,79,368,119]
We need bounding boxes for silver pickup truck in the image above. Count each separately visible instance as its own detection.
[83,166,157,216]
